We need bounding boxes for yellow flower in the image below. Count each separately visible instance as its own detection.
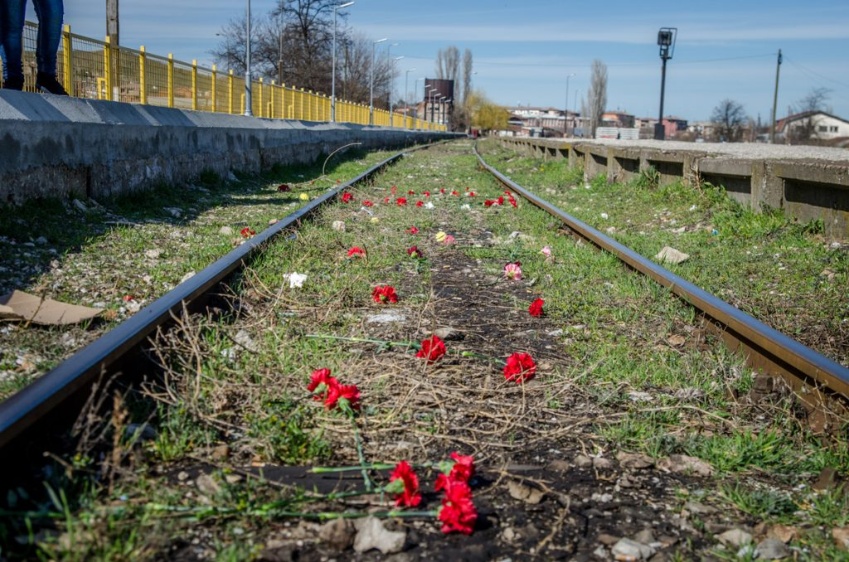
[435,231,447,242]
[370,217,380,224]
[299,193,310,201]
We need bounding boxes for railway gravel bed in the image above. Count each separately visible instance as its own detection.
[1,141,848,561]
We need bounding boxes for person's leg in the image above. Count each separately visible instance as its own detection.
[32,0,66,93]
[0,0,27,88]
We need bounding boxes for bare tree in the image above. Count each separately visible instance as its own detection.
[586,60,607,138]
[435,46,460,83]
[461,49,473,105]
[786,87,832,143]
[710,99,747,142]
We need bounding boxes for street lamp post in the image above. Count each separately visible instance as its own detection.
[428,88,438,123]
[655,27,677,140]
[369,37,387,125]
[245,0,252,116]
[331,1,355,122]
[388,56,403,127]
[564,72,574,137]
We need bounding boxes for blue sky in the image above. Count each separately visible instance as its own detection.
[64,1,849,122]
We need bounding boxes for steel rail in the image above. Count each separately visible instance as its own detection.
[475,146,849,415]
[0,152,405,450]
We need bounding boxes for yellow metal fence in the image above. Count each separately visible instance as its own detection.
[1,22,442,131]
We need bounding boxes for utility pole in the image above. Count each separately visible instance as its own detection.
[769,49,782,144]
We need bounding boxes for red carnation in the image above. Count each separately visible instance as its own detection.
[415,200,424,207]
[437,478,477,535]
[388,461,422,507]
[325,381,361,411]
[448,451,475,482]
[416,335,446,364]
[347,247,366,258]
[496,196,505,206]
[484,200,495,207]
[451,190,459,196]
[440,188,446,194]
[240,227,256,238]
[363,200,374,207]
[396,197,407,206]
[341,192,354,203]
[503,352,537,383]
[407,226,419,235]
[408,190,416,195]
[528,298,545,317]
[372,285,399,304]
[423,191,431,197]
[307,368,334,394]
[407,245,423,258]
[508,197,517,208]
[277,184,290,192]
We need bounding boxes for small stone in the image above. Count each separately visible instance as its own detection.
[616,452,655,469]
[755,538,791,559]
[144,248,162,259]
[655,246,689,265]
[597,533,619,546]
[833,526,849,550]
[766,524,798,543]
[219,226,234,235]
[211,444,230,460]
[177,471,189,481]
[507,480,545,504]
[611,537,655,560]
[319,518,355,551]
[433,326,465,341]
[224,474,242,485]
[332,220,346,232]
[574,454,593,468]
[683,501,718,515]
[658,455,714,477]
[195,473,221,497]
[717,528,752,548]
[632,529,655,545]
[593,457,614,470]
[546,460,571,472]
[502,527,516,541]
[353,516,406,554]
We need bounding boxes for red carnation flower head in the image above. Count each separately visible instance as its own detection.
[408,190,416,195]
[407,245,423,259]
[386,460,422,507]
[449,451,475,482]
[396,197,407,206]
[415,335,446,364]
[363,200,374,207]
[391,185,398,194]
[451,190,459,196]
[240,227,256,238]
[307,368,338,402]
[423,191,431,197]
[324,381,361,411]
[383,196,391,204]
[372,285,399,304]
[415,200,424,207]
[468,191,476,197]
[484,200,495,207]
[503,352,537,383]
[407,226,419,235]
[277,184,290,192]
[528,298,545,317]
[496,196,505,206]
[437,478,477,535]
[508,197,517,208]
[341,192,354,203]
[347,246,366,258]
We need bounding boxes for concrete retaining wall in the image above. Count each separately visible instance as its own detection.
[498,137,849,239]
[0,91,459,205]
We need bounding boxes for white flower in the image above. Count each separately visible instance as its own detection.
[424,202,435,209]
[284,272,307,288]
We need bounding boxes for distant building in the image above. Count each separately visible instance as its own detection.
[601,111,635,129]
[776,111,849,144]
[506,106,581,137]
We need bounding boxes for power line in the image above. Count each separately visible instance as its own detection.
[784,55,849,89]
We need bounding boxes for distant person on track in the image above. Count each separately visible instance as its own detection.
[0,0,68,94]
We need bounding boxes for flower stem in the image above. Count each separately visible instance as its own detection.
[350,411,373,492]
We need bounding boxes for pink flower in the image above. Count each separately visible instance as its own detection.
[443,234,455,245]
[503,262,522,280]
[503,352,537,383]
[528,298,544,317]
[540,245,552,258]
[391,185,398,194]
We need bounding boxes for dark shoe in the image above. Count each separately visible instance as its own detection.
[2,76,24,90]
[36,73,68,95]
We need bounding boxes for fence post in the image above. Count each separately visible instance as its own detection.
[62,25,72,95]
[139,46,147,104]
[228,70,234,114]
[191,59,198,110]
[103,36,113,101]
[166,54,174,108]
[257,78,264,117]
[211,65,217,113]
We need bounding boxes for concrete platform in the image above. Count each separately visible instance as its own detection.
[498,137,849,239]
[0,91,459,205]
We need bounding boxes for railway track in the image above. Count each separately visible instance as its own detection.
[1,140,848,560]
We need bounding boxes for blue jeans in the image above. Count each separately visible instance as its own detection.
[1,0,64,81]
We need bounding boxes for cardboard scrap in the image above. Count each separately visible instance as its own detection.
[0,290,102,326]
